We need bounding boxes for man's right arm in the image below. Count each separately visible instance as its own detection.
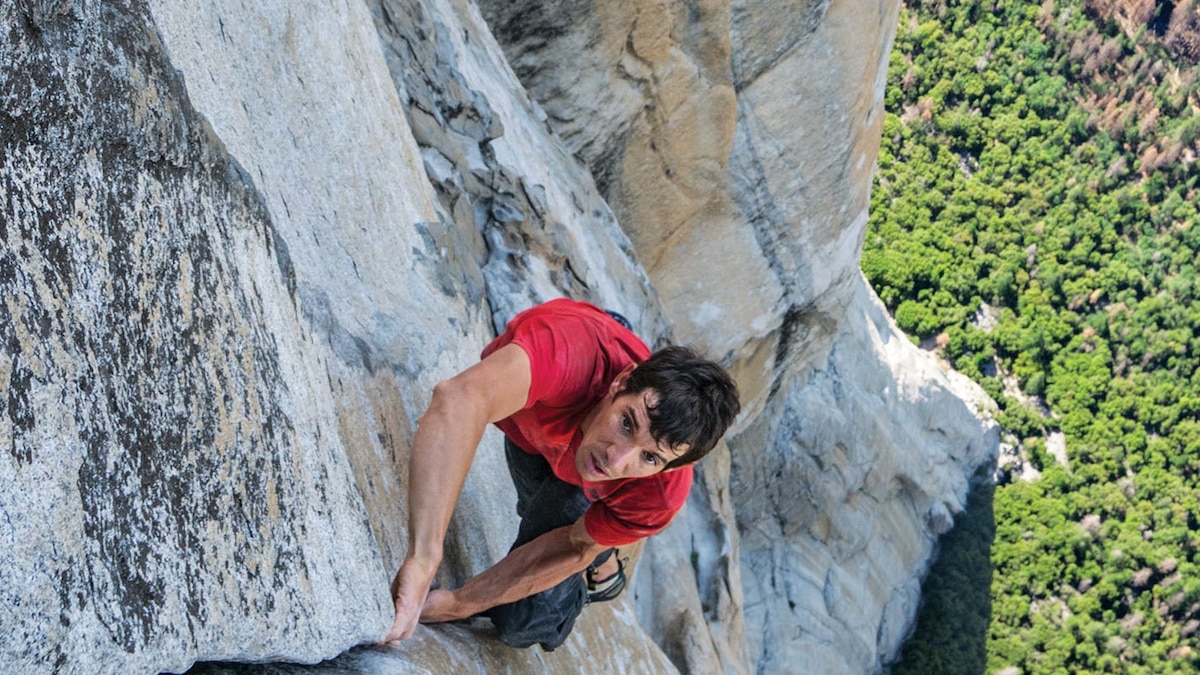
[382,342,532,644]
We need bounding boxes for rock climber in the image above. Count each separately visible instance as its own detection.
[381,298,740,650]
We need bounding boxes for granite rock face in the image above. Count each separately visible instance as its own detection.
[3,0,670,671]
[3,2,388,670]
[730,279,998,673]
[1,0,997,673]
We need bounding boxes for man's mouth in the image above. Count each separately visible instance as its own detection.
[589,453,607,479]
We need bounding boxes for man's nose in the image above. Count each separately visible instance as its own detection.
[607,442,636,470]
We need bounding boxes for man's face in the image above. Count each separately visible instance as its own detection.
[575,371,687,482]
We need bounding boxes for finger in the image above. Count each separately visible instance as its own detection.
[380,557,438,644]
[380,614,415,644]
[383,593,424,642]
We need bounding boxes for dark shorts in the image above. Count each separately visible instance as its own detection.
[486,438,612,651]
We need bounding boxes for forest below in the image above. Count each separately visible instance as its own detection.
[867,0,1200,672]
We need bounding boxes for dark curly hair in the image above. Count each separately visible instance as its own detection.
[620,346,741,469]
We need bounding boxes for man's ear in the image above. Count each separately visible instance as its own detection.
[608,363,637,396]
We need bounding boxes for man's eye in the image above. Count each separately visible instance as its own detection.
[621,415,633,432]
[643,452,658,465]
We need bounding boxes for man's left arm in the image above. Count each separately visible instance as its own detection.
[419,517,610,621]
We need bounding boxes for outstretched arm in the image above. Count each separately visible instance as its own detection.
[419,517,609,622]
[382,343,532,644]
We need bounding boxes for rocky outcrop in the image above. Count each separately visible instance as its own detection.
[1,0,997,673]
[730,280,997,673]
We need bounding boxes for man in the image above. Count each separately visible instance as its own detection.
[382,298,740,650]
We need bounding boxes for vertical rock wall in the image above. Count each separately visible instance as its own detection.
[3,0,679,671]
[731,281,997,673]
[1,0,998,673]
[2,1,393,670]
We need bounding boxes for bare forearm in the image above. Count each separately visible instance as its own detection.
[383,393,486,643]
[384,343,531,644]
[431,525,601,621]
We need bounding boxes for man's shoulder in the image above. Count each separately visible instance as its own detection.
[518,298,608,323]
[486,299,649,370]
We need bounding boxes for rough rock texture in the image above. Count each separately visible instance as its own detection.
[1,0,998,673]
[3,2,389,670]
[730,280,998,673]
[476,0,895,384]
[3,0,672,671]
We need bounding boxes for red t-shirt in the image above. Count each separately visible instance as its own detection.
[481,298,692,547]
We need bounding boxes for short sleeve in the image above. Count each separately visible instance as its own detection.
[582,468,693,547]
